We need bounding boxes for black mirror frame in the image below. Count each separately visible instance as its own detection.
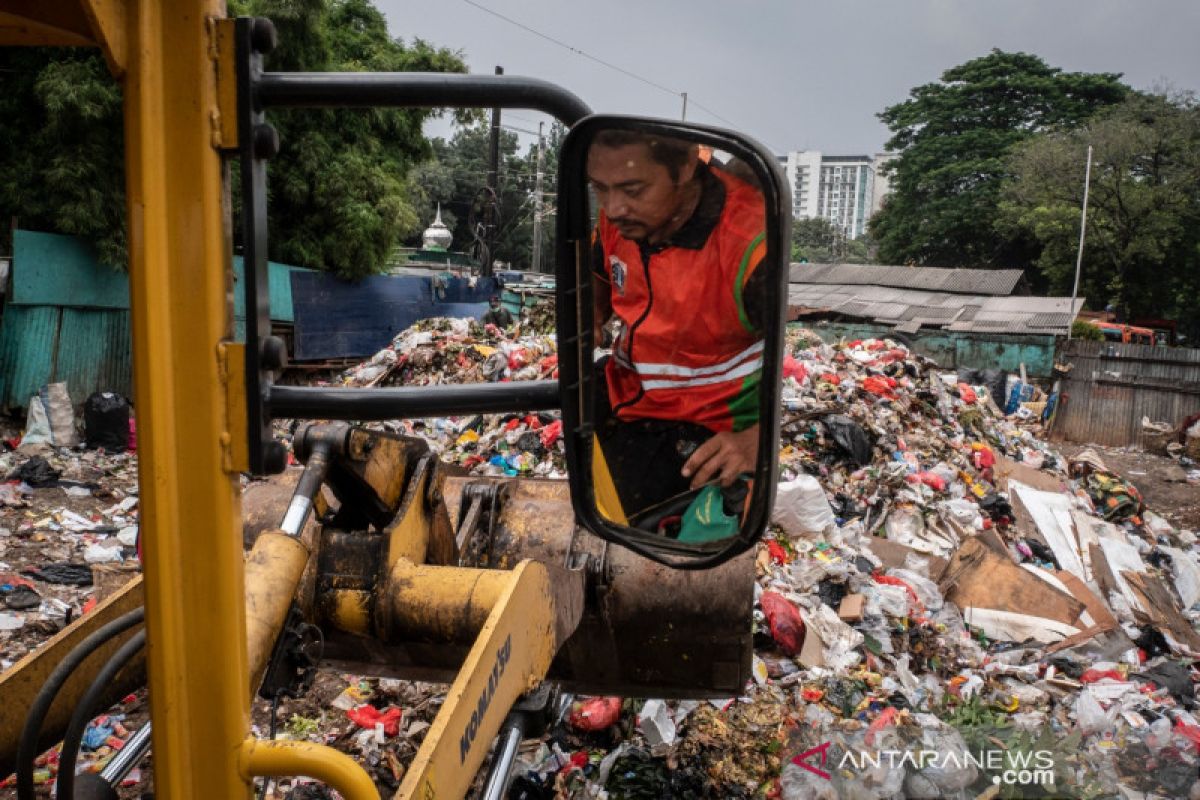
[556,114,792,569]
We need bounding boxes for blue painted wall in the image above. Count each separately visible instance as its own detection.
[289,271,502,360]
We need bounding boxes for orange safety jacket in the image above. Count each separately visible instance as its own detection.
[595,164,767,433]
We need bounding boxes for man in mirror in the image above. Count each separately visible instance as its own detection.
[587,130,769,524]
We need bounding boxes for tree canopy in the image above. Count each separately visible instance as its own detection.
[0,48,126,266]
[0,0,467,279]
[791,217,873,264]
[408,120,564,272]
[869,50,1128,270]
[998,92,1200,328]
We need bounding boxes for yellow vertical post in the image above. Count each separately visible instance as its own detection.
[123,1,252,797]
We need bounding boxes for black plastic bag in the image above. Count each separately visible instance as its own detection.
[981,369,1007,408]
[84,392,130,452]
[956,368,983,386]
[822,414,874,467]
[8,456,61,487]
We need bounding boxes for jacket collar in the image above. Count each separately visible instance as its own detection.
[644,163,725,253]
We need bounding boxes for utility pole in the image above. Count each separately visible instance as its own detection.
[531,121,545,273]
[1068,145,1093,340]
[483,65,503,277]
[680,92,688,121]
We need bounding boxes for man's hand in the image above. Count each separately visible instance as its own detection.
[681,424,759,489]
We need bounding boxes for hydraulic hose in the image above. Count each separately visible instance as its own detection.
[15,606,145,800]
[55,628,148,800]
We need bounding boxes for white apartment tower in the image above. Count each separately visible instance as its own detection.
[778,151,893,240]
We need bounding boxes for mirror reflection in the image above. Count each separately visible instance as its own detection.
[586,129,770,543]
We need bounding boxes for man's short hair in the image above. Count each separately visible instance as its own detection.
[591,129,696,182]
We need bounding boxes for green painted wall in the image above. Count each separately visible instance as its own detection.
[10,230,129,309]
[0,231,306,408]
[795,321,1058,378]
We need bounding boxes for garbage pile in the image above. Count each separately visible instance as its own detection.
[338,318,567,478]
[0,445,140,671]
[505,330,1200,799]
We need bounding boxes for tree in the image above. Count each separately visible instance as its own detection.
[0,0,467,279]
[408,120,565,272]
[236,0,468,278]
[997,92,1200,327]
[869,50,1127,270]
[791,217,873,264]
[0,48,126,266]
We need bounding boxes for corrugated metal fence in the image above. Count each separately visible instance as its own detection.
[1050,340,1200,447]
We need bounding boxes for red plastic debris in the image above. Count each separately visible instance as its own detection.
[1080,669,1125,683]
[957,383,978,404]
[1175,720,1200,752]
[81,597,98,615]
[908,471,947,492]
[873,574,927,620]
[561,750,589,773]
[567,696,622,731]
[782,356,807,383]
[539,419,564,449]
[760,591,806,657]
[766,540,790,565]
[818,373,841,386]
[861,376,897,399]
[866,707,898,746]
[346,704,403,737]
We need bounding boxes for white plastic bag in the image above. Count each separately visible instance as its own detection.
[21,396,52,447]
[771,474,835,539]
[40,382,79,447]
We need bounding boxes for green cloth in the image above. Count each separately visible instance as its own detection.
[677,485,739,542]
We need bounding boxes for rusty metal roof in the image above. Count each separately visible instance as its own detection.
[789,263,1024,296]
[788,282,1083,335]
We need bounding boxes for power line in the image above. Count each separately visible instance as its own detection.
[461,0,680,98]
[459,0,778,150]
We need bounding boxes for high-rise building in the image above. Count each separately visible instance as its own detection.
[777,150,894,240]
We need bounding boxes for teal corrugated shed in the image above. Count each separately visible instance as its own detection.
[10,229,129,308]
[0,232,308,408]
[53,309,132,403]
[0,306,59,407]
[0,230,134,408]
[0,306,132,409]
[232,256,304,324]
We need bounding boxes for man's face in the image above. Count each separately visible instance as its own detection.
[587,142,695,243]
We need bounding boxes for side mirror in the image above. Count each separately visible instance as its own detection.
[556,116,791,568]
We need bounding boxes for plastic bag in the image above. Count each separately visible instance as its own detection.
[760,591,806,656]
[40,382,78,447]
[771,474,835,539]
[84,392,131,452]
[567,696,622,731]
[822,414,874,466]
[1074,690,1115,735]
[678,485,739,543]
[21,396,52,447]
[887,568,945,614]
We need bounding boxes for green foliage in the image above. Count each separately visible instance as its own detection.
[1070,320,1105,341]
[870,50,1127,270]
[0,0,466,279]
[998,92,1200,324]
[409,120,564,272]
[236,0,468,279]
[0,48,126,265]
[791,216,874,264]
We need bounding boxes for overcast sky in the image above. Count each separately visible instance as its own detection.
[376,0,1199,156]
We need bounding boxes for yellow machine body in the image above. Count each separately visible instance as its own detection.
[0,4,755,798]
